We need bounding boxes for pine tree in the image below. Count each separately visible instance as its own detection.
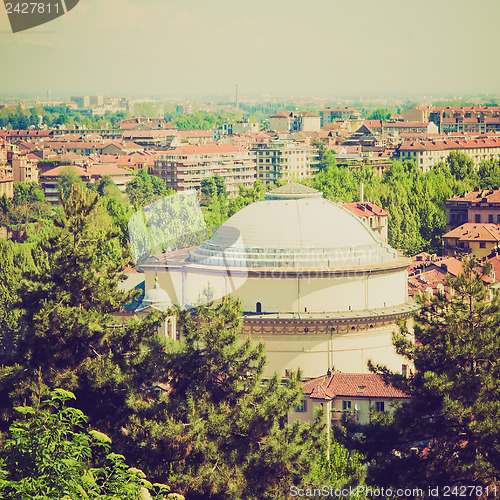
[0,184,164,425]
[366,257,500,492]
[121,296,325,500]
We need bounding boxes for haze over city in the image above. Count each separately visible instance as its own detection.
[1,0,499,99]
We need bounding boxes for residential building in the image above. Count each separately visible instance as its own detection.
[441,117,500,134]
[11,154,38,183]
[178,130,214,145]
[383,121,438,137]
[154,143,255,197]
[268,111,321,132]
[397,137,500,172]
[442,223,500,260]
[403,106,500,131]
[213,119,259,141]
[39,164,134,204]
[289,373,410,426]
[251,137,316,185]
[446,189,500,231]
[319,107,361,127]
[343,201,388,243]
[408,254,493,298]
[0,177,13,198]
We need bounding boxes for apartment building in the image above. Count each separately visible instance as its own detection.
[443,223,500,260]
[251,137,316,185]
[397,137,500,172]
[319,107,361,127]
[213,119,259,141]
[441,117,500,134]
[268,111,320,132]
[383,121,438,137]
[446,189,500,231]
[403,106,500,131]
[154,143,255,196]
[342,201,388,243]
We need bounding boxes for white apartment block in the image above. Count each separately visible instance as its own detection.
[251,138,317,185]
[154,143,255,197]
[398,137,500,172]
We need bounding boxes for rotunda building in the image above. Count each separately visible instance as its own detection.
[140,184,416,378]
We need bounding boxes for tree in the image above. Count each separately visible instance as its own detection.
[0,389,179,500]
[367,257,500,492]
[314,141,336,172]
[200,175,228,205]
[121,296,326,500]
[446,151,477,184]
[58,166,84,200]
[126,170,170,208]
[0,184,164,422]
[478,159,500,189]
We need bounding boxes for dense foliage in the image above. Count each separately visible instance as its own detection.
[0,183,366,499]
[365,257,500,493]
[0,389,174,500]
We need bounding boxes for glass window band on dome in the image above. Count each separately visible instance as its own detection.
[189,242,398,268]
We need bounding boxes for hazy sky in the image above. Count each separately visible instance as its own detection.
[0,0,499,99]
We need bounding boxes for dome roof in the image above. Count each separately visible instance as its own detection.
[189,184,398,269]
[137,277,172,311]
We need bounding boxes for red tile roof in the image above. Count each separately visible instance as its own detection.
[163,143,249,155]
[178,130,213,137]
[400,137,500,151]
[443,223,500,242]
[303,373,408,400]
[448,189,500,204]
[384,121,430,128]
[270,111,293,118]
[343,201,388,218]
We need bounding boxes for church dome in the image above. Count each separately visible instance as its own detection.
[137,277,172,311]
[189,184,398,269]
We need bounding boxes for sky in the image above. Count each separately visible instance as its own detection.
[0,0,499,100]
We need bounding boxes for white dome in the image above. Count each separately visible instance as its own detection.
[137,277,172,311]
[190,184,398,269]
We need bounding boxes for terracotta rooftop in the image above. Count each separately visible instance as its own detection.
[443,223,500,242]
[400,137,500,151]
[343,201,388,218]
[163,143,249,155]
[448,189,500,204]
[303,373,408,400]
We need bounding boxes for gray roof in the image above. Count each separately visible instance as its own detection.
[189,188,398,269]
[265,183,322,200]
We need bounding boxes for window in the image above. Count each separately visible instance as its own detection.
[480,242,486,248]
[295,399,307,412]
[489,214,494,223]
[475,214,481,223]
[256,302,262,313]
[342,400,351,411]
[375,401,385,412]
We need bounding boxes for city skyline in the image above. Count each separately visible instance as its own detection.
[0,0,499,99]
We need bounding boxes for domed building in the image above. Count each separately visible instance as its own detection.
[140,184,416,378]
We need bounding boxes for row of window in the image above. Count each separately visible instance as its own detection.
[295,400,385,412]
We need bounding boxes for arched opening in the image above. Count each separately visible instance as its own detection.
[256,302,262,313]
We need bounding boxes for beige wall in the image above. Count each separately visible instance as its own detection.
[149,267,408,313]
[289,395,407,426]
[260,326,410,379]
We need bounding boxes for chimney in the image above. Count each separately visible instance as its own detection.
[360,182,364,203]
